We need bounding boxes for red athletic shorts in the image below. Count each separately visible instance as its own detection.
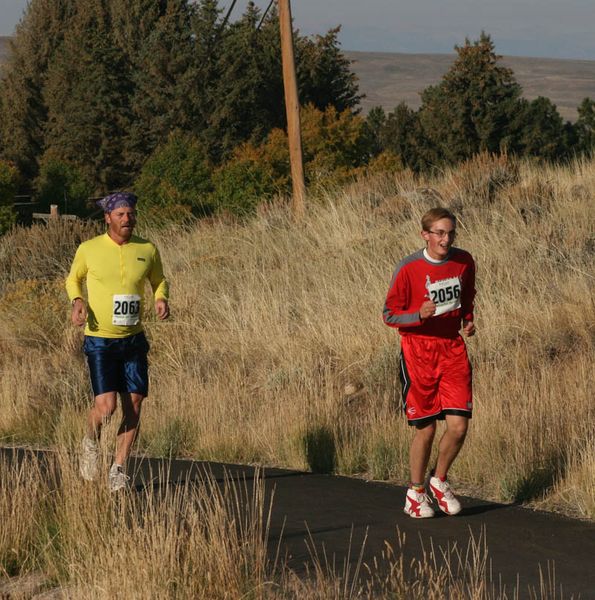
[399,334,472,426]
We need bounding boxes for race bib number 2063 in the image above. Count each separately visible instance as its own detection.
[112,294,141,326]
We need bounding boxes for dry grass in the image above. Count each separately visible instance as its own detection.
[0,154,593,551]
[0,455,52,578]
[1,451,563,599]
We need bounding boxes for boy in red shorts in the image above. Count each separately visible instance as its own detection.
[383,207,476,518]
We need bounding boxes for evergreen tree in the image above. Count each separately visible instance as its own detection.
[43,0,134,192]
[206,2,284,160]
[35,154,93,216]
[575,98,595,155]
[1,0,362,192]
[362,106,386,159]
[135,132,213,216]
[296,27,361,114]
[516,97,569,161]
[189,0,225,137]
[381,102,426,170]
[203,4,361,161]
[0,160,19,234]
[418,33,522,165]
[0,0,77,180]
[125,0,198,173]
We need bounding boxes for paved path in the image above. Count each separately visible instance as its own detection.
[3,448,594,598]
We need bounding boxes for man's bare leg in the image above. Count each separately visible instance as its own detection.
[114,392,143,466]
[80,392,117,481]
[86,392,118,440]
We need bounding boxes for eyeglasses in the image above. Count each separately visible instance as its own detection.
[427,229,456,239]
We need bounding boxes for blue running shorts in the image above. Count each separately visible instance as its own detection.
[83,332,150,397]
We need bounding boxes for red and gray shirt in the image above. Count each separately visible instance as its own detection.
[383,247,476,338]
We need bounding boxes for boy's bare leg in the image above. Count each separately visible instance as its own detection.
[409,421,437,484]
[435,414,468,478]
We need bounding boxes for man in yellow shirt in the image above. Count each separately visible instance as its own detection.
[66,192,169,491]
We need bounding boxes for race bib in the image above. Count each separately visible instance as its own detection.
[112,294,141,326]
[426,276,461,316]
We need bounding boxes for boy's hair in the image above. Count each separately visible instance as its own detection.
[421,207,456,231]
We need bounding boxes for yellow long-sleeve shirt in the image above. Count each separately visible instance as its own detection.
[65,233,169,338]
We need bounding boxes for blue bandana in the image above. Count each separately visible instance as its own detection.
[97,192,138,213]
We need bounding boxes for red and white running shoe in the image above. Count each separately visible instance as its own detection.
[404,487,435,518]
[429,476,462,515]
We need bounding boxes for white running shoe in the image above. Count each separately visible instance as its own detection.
[80,437,99,481]
[429,476,462,515]
[403,487,435,518]
[109,463,130,492]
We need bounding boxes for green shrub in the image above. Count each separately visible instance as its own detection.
[0,205,17,236]
[210,156,277,217]
[35,155,94,217]
[0,160,19,235]
[135,133,213,218]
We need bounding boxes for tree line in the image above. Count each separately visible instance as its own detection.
[0,2,593,229]
[0,0,358,225]
[366,33,595,172]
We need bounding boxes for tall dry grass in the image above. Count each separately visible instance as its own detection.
[0,454,53,578]
[0,153,593,526]
[1,451,561,599]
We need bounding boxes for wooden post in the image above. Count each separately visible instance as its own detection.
[50,204,59,219]
[278,0,306,220]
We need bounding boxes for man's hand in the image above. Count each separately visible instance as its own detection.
[155,298,170,320]
[462,319,475,337]
[419,300,436,320]
[71,298,87,327]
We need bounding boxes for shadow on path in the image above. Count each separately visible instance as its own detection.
[2,446,594,598]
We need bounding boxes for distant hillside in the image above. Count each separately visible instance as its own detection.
[346,51,595,122]
[2,36,593,122]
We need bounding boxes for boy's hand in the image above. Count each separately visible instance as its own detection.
[419,300,436,320]
[462,319,475,337]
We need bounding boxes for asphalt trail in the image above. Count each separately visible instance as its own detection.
[2,448,594,598]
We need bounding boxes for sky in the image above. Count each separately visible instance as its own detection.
[1,0,594,60]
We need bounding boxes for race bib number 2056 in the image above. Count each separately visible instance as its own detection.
[112,294,141,326]
[426,276,461,316]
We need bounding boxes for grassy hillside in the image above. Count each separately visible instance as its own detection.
[0,153,593,523]
[0,154,593,596]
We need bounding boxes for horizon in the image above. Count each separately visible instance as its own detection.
[1,0,594,61]
[1,33,594,65]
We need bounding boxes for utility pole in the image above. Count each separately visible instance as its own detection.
[278,0,305,220]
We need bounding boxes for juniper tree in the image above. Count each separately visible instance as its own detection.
[1,0,362,192]
[125,0,198,173]
[418,32,522,166]
[296,27,361,114]
[204,2,286,160]
[576,97,595,155]
[515,96,569,161]
[362,106,387,159]
[42,0,134,192]
[189,0,225,138]
[381,102,426,171]
[0,0,77,180]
